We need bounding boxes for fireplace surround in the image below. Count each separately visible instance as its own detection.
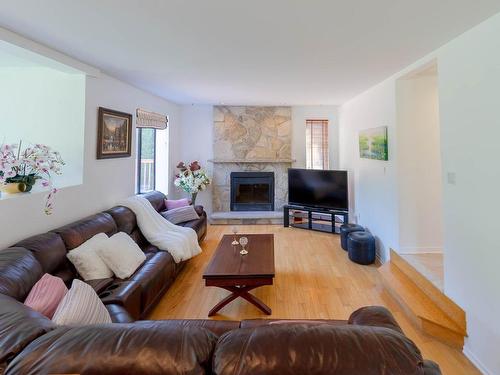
[230,172,274,211]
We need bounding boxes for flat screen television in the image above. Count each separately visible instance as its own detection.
[288,168,348,211]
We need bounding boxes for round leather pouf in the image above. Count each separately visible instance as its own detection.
[347,231,376,265]
[340,224,364,251]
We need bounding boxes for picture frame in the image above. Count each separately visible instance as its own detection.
[97,107,133,159]
[359,126,388,161]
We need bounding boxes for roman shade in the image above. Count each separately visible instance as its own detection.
[136,108,168,130]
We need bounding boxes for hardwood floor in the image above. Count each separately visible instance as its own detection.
[149,224,479,375]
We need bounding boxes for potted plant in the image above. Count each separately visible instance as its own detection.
[0,141,65,214]
[174,161,211,205]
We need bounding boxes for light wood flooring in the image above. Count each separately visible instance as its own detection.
[149,224,479,375]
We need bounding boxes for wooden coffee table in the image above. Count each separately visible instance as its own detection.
[203,233,275,316]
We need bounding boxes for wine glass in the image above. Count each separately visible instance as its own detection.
[231,226,239,245]
[239,236,248,255]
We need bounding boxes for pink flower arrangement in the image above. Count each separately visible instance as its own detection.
[0,141,65,214]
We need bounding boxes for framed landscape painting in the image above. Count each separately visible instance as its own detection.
[359,126,388,161]
[97,107,133,159]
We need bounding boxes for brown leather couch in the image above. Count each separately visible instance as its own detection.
[9,191,207,322]
[0,191,441,374]
[0,293,441,374]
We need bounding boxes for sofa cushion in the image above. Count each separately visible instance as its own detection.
[129,252,175,315]
[213,324,426,375]
[6,322,217,375]
[141,191,167,212]
[96,232,146,279]
[162,205,200,224]
[15,232,67,274]
[66,233,114,280]
[106,206,137,234]
[165,197,189,210]
[179,215,207,241]
[0,248,43,301]
[52,280,112,325]
[0,294,55,369]
[348,305,404,334]
[54,212,117,250]
[24,273,68,319]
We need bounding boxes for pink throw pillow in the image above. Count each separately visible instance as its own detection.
[24,273,68,319]
[165,198,190,210]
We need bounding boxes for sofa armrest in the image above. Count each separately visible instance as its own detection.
[194,205,205,216]
[348,306,403,334]
[105,304,134,323]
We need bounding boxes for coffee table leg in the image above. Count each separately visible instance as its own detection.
[208,285,271,316]
[208,291,240,317]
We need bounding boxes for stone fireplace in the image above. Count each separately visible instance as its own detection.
[210,106,294,224]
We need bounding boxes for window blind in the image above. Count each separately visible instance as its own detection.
[136,108,168,129]
[306,119,329,170]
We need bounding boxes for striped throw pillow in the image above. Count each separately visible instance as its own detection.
[24,273,68,319]
[52,279,111,325]
[162,205,200,224]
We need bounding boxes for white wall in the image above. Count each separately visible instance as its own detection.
[339,80,399,263]
[0,63,181,250]
[340,12,500,374]
[178,104,214,212]
[291,106,339,169]
[438,14,500,374]
[396,72,443,254]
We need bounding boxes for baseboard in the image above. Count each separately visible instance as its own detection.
[464,346,491,375]
[397,246,443,254]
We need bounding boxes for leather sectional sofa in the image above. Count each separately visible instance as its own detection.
[0,191,441,374]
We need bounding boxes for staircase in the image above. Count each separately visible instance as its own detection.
[379,249,467,349]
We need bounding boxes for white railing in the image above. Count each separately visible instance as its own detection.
[140,159,155,192]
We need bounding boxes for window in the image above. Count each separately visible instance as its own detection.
[137,128,156,193]
[135,109,169,194]
[306,119,329,169]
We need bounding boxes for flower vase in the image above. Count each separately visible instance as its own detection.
[191,192,198,206]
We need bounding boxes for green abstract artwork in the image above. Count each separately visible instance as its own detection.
[359,126,388,161]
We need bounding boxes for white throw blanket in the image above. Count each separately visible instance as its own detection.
[120,195,201,263]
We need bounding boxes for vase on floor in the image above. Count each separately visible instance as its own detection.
[191,192,198,206]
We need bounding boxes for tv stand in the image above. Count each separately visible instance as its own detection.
[283,205,348,234]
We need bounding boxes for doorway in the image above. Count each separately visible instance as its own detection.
[395,62,444,290]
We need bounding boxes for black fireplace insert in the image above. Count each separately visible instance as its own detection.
[230,172,275,211]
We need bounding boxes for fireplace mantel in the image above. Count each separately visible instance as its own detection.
[208,158,295,164]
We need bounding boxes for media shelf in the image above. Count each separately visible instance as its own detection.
[283,204,348,234]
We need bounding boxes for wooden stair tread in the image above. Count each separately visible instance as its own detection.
[379,263,465,335]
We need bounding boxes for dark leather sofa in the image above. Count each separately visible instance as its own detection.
[8,191,207,322]
[0,190,441,374]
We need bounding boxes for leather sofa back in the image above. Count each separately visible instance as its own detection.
[142,190,167,212]
[213,323,426,375]
[15,232,67,274]
[54,212,118,250]
[0,248,42,301]
[6,322,217,375]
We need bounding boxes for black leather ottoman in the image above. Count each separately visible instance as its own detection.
[347,232,376,265]
[340,224,364,250]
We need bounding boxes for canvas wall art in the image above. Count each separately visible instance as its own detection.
[97,107,132,159]
[359,126,388,161]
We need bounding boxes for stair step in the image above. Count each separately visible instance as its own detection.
[390,250,466,331]
[379,262,465,348]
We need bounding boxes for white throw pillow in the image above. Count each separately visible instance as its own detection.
[96,232,146,279]
[52,279,112,325]
[67,233,114,280]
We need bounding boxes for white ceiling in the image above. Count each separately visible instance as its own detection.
[1,1,499,105]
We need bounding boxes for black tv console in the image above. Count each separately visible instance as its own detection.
[283,204,348,234]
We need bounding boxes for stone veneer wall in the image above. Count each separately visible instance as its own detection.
[212,106,292,212]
